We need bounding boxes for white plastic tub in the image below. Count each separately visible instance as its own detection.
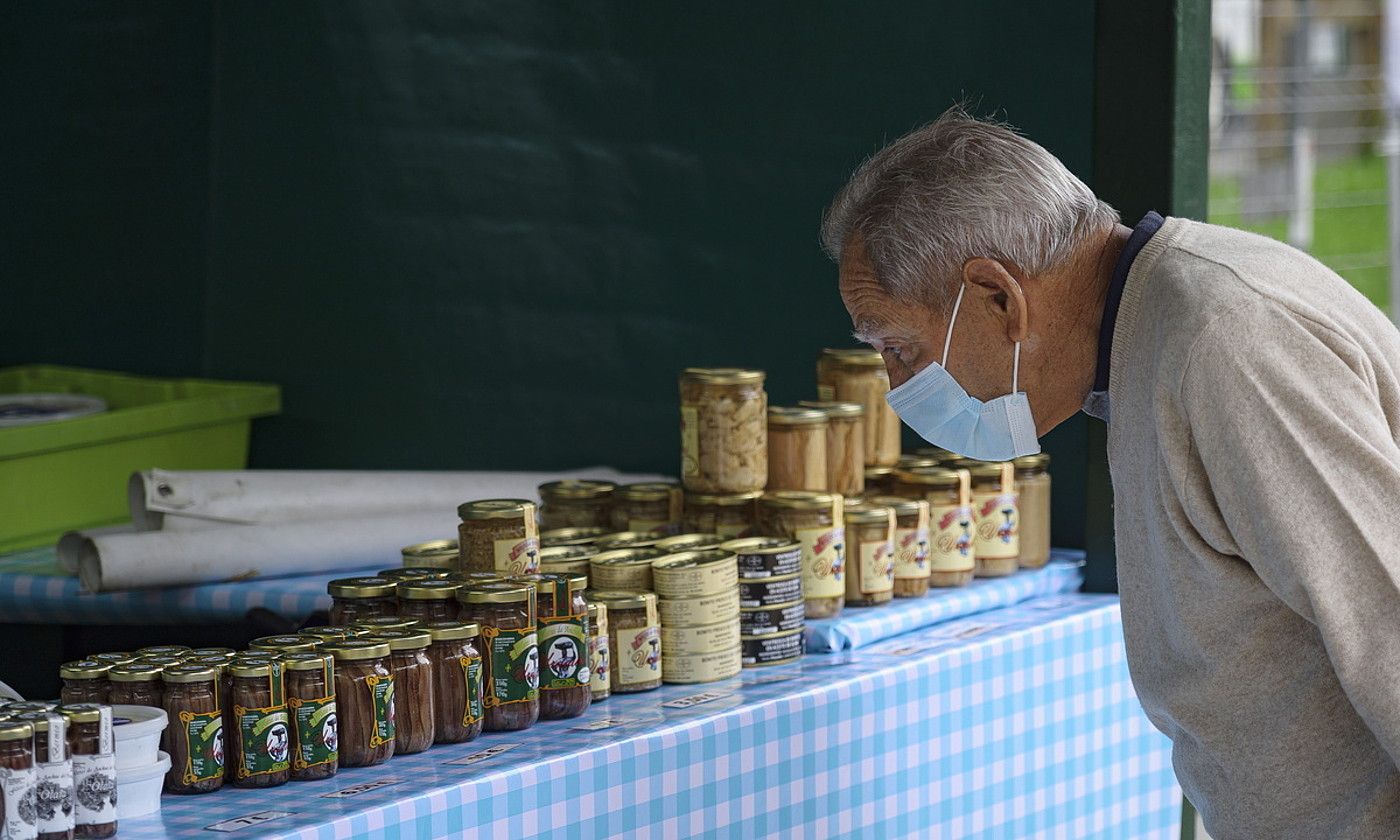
[111,705,167,771]
[117,750,170,819]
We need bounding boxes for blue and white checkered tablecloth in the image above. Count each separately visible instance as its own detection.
[0,546,377,624]
[804,551,1085,652]
[122,594,1179,839]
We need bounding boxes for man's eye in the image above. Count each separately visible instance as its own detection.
[882,346,904,362]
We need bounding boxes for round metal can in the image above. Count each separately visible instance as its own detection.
[739,599,805,636]
[660,616,742,655]
[651,549,738,598]
[653,532,726,552]
[741,629,805,667]
[590,547,666,591]
[656,588,740,627]
[662,646,744,684]
[738,573,802,609]
[721,536,803,579]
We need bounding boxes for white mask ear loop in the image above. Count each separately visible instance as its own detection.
[941,285,966,368]
[1012,342,1021,394]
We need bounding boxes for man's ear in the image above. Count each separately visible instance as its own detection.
[962,257,1028,342]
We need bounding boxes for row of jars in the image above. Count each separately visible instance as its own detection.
[0,702,116,839]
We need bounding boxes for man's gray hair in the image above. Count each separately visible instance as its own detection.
[821,108,1119,308]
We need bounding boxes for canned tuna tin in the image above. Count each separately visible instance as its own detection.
[662,647,744,684]
[739,600,805,636]
[660,617,742,655]
[651,549,738,599]
[589,548,666,591]
[741,629,805,666]
[738,573,802,609]
[653,533,726,553]
[656,588,741,627]
[721,536,803,579]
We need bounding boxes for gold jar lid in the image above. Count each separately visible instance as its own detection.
[189,647,235,658]
[299,626,366,642]
[323,640,392,662]
[398,580,463,600]
[819,348,883,366]
[401,539,458,558]
[366,629,432,651]
[865,465,895,479]
[229,660,279,679]
[653,549,736,571]
[422,620,481,642]
[539,544,598,563]
[446,572,505,585]
[250,635,320,653]
[593,532,663,550]
[90,652,135,665]
[457,498,534,521]
[377,567,451,582]
[108,663,163,682]
[796,400,865,418]
[719,536,799,555]
[4,702,56,715]
[869,496,925,517]
[684,490,763,507]
[615,482,679,503]
[540,526,611,547]
[589,590,658,610]
[460,581,534,605]
[844,502,894,524]
[185,655,231,673]
[10,711,56,732]
[134,655,184,668]
[135,645,192,657]
[327,576,395,599]
[161,663,220,684]
[592,547,667,567]
[894,467,962,487]
[679,367,765,385]
[350,616,420,633]
[767,406,829,426]
[59,660,109,680]
[0,721,33,741]
[960,462,1009,480]
[654,533,725,552]
[759,490,837,510]
[897,455,943,469]
[539,479,616,500]
[1013,453,1050,470]
[282,652,334,672]
[58,703,107,723]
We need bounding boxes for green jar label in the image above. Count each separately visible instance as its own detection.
[234,705,291,779]
[539,614,589,691]
[177,710,225,784]
[482,626,538,706]
[366,675,396,748]
[287,694,338,770]
[459,656,483,725]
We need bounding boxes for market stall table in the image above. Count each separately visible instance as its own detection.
[122,594,1178,839]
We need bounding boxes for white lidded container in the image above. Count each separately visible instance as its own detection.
[117,750,171,819]
[111,704,167,770]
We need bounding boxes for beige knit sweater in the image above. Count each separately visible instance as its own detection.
[1109,217,1400,838]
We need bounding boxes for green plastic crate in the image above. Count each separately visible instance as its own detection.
[0,365,280,552]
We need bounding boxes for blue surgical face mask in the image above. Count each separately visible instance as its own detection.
[884,284,1040,461]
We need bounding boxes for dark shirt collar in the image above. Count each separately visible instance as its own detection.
[1093,211,1164,393]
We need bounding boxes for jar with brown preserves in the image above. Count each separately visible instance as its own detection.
[107,663,164,708]
[610,483,684,535]
[1013,454,1051,569]
[322,641,395,767]
[766,407,829,492]
[397,580,463,622]
[589,547,666,592]
[815,349,901,467]
[228,661,290,788]
[539,527,610,548]
[870,496,932,597]
[12,712,71,840]
[682,491,760,539]
[249,635,320,655]
[326,577,397,625]
[160,664,224,795]
[280,652,337,781]
[797,400,866,497]
[591,591,661,693]
[58,663,108,706]
[756,492,845,619]
[365,630,434,755]
[458,499,540,576]
[864,466,896,497]
[842,503,895,607]
[538,480,616,530]
[965,462,1020,577]
[679,367,767,494]
[0,720,37,840]
[458,583,539,732]
[421,621,483,745]
[894,467,975,587]
[587,602,610,702]
[58,705,115,839]
[521,573,590,720]
[400,539,460,571]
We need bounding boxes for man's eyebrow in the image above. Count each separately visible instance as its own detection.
[851,317,889,345]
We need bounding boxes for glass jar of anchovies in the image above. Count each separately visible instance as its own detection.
[682,490,761,539]
[326,577,397,625]
[610,483,684,535]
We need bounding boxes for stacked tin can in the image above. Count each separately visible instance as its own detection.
[725,536,806,667]
[650,534,742,683]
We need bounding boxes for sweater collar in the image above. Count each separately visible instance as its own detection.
[1082,211,1164,421]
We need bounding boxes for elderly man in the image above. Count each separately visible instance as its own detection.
[822,110,1400,837]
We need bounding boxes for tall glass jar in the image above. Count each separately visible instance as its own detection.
[107,663,164,708]
[815,348,901,467]
[58,662,109,706]
[160,664,224,795]
[766,407,829,492]
[587,602,610,702]
[366,630,434,755]
[842,503,895,607]
[755,491,844,619]
[678,367,768,494]
[520,573,591,720]
[458,582,539,732]
[870,496,932,597]
[12,711,72,840]
[326,577,397,625]
[397,580,463,622]
[280,652,337,782]
[322,641,395,768]
[797,400,866,497]
[1013,454,1051,569]
[965,463,1020,577]
[457,499,540,577]
[0,721,36,840]
[538,480,616,530]
[400,539,460,571]
[682,491,760,539]
[421,621,484,745]
[59,705,116,839]
[894,467,975,587]
[610,483,684,534]
[228,661,290,788]
[591,591,661,693]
